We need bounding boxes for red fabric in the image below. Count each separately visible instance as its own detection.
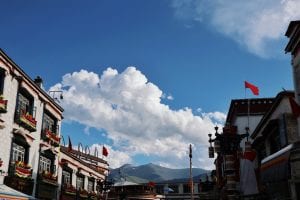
[245,81,259,96]
[243,151,256,161]
[289,97,300,118]
[102,146,108,157]
[148,181,155,187]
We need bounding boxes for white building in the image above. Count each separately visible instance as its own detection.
[0,49,63,199]
[58,145,109,200]
[225,98,274,150]
[0,49,110,200]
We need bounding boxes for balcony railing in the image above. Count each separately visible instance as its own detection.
[0,96,8,113]
[17,111,37,132]
[79,188,89,198]
[4,174,34,195]
[62,184,76,196]
[42,128,60,147]
[39,171,58,186]
[89,191,97,200]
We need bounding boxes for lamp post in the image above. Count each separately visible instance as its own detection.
[189,144,194,200]
[208,125,249,199]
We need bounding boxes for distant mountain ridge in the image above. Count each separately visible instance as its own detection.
[109,163,209,183]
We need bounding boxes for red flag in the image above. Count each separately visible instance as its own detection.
[68,136,72,152]
[148,181,155,187]
[102,146,108,157]
[289,97,300,118]
[245,81,259,96]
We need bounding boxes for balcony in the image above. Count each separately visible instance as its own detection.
[39,171,58,186]
[14,161,32,178]
[0,96,7,113]
[42,128,60,147]
[62,184,77,196]
[79,188,89,198]
[89,191,98,200]
[17,112,37,132]
[4,161,34,195]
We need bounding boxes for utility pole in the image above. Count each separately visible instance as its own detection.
[189,144,194,200]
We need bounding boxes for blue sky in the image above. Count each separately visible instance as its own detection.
[1,0,299,169]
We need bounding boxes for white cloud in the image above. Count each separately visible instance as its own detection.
[171,0,300,58]
[202,111,227,124]
[51,68,225,169]
[162,93,174,100]
[89,144,133,169]
[167,95,174,100]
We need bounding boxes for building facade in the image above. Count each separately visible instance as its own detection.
[0,49,110,199]
[0,49,64,199]
[250,91,300,199]
[284,20,300,200]
[58,145,109,200]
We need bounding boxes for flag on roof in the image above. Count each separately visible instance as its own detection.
[245,81,259,96]
[102,146,108,157]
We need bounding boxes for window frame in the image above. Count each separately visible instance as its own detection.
[11,142,25,163]
[76,175,85,190]
[62,170,72,185]
[88,178,95,192]
[42,111,58,134]
[39,156,51,173]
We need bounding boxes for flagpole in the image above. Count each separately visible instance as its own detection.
[245,82,250,140]
[102,145,104,160]
[189,144,194,200]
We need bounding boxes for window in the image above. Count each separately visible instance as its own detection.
[88,179,94,192]
[76,176,84,189]
[183,184,191,193]
[43,112,57,133]
[62,170,71,185]
[15,89,35,119]
[269,129,281,155]
[18,93,31,115]
[0,68,5,94]
[168,184,179,193]
[155,185,164,194]
[11,143,25,162]
[39,156,51,173]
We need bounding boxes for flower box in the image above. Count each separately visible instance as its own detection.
[64,184,76,196]
[20,113,37,132]
[40,171,58,185]
[15,161,32,178]
[89,191,97,200]
[79,188,89,198]
[43,129,60,146]
[0,98,7,113]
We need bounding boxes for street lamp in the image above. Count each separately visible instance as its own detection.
[208,126,222,158]
[208,125,250,199]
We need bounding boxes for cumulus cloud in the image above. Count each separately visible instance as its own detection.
[171,0,300,57]
[51,67,225,169]
[89,144,133,169]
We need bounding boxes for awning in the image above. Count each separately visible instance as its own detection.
[260,143,294,182]
[0,184,35,200]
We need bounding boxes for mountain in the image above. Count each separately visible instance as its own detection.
[109,163,209,183]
